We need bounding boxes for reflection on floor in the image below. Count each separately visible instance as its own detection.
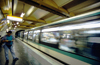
[0,39,41,65]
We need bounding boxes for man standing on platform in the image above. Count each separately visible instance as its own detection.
[2,31,19,63]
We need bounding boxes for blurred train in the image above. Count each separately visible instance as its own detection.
[16,10,100,65]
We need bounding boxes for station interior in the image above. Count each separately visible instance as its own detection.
[0,0,100,65]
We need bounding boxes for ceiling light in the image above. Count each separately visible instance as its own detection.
[31,9,100,30]
[7,20,10,24]
[41,20,100,32]
[20,12,25,17]
[4,6,9,10]
[34,30,40,33]
[83,30,100,34]
[7,15,23,22]
[14,0,18,14]
[15,26,17,27]
[6,29,9,32]
[9,27,11,29]
[24,32,28,35]
[59,20,100,31]
[17,22,19,24]
[42,27,59,32]
[26,6,35,16]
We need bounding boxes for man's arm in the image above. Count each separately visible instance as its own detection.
[2,35,15,42]
[2,36,9,42]
[12,35,15,42]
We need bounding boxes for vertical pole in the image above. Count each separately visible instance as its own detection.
[39,28,42,44]
[27,30,29,42]
[32,30,34,42]
[6,14,8,32]
[12,0,14,15]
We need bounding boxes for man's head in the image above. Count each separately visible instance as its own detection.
[7,31,12,36]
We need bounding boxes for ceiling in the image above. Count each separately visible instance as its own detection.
[0,0,100,29]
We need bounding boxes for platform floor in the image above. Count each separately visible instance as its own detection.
[0,39,41,65]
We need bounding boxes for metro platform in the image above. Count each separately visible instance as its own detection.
[0,39,41,65]
[0,38,64,65]
[0,38,100,65]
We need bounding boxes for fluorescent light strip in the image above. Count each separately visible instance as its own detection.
[42,27,59,32]
[24,32,28,34]
[14,0,18,14]
[83,30,100,34]
[34,30,40,33]
[42,20,100,32]
[51,9,100,25]
[7,16,22,22]
[59,20,100,31]
[6,29,9,32]
[29,31,33,33]
[26,6,35,16]
[31,9,100,30]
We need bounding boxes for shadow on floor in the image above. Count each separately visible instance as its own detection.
[12,60,18,65]
[5,60,18,65]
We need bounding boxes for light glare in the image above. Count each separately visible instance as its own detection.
[7,20,10,23]
[7,16,22,22]
[26,6,35,16]
[34,30,40,33]
[42,20,100,32]
[17,22,19,24]
[20,13,25,17]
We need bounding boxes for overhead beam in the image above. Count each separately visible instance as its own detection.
[19,0,68,17]
[0,0,6,8]
[24,16,46,23]
[17,26,33,29]
[42,0,69,14]
[24,19,46,23]
[19,24,36,27]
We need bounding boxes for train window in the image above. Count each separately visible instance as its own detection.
[28,31,33,41]
[24,31,28,40]
[33,30,40,43]
[59,28,100,61]
[59,31,76,53]
[41,32,60,44]
[20,31,24,39]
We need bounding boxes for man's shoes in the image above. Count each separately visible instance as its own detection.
[6,60,9,64]
[5,60,9,65]
[13,58,19,61]
[6,60,9,63]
